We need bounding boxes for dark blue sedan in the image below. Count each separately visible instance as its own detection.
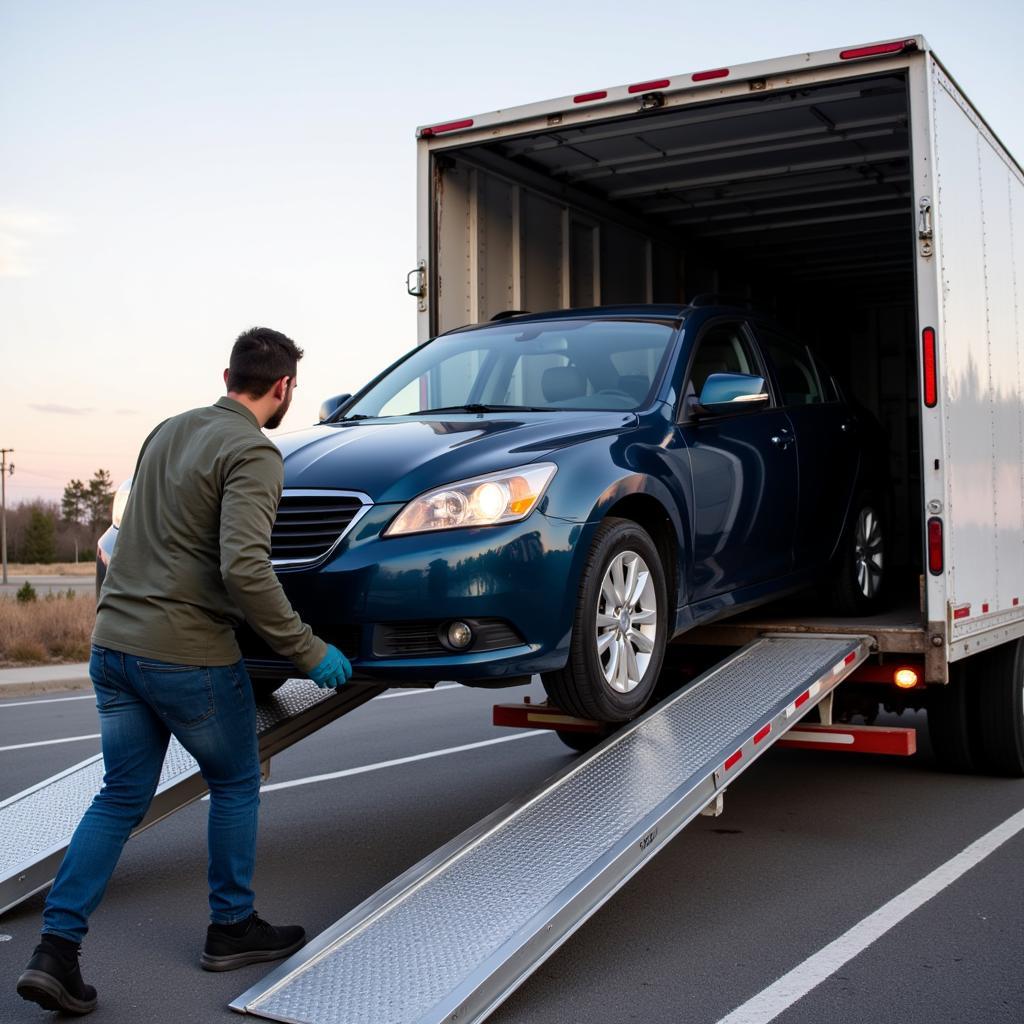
[99,303,886,722]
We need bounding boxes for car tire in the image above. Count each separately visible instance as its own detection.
[542,518,668,723]
[828,494,886,615]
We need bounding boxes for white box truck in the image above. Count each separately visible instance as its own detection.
[409,35,1024,772]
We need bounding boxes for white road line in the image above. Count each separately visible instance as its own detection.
[256,731,547,795]
[0,694,95,708]
[0,733,101,753]
[717,805,1024,1024]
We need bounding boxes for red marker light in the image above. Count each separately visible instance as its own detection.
[922,327,938,407]
[953,604,971,620]
[927,517,943,575]
[692,68,730,82]
[840,40,917,60]
[574,90,607,103]
[420,118,474,138]
[628,79,671,94]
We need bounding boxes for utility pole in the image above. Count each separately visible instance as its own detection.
[1,449,13,585]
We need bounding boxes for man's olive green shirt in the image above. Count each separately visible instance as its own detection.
[93,396,326,673]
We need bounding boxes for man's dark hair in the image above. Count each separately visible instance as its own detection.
[227,327,304,398]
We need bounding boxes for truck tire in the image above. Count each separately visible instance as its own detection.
[927,659,978,773]
[827,494,886,616]
[542,518,668,722]
[970,639,1024,777]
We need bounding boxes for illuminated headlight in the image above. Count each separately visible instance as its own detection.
[384,463,557,536]
[111,479,132,529]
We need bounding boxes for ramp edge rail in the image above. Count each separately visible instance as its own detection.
[231,633,870,1024]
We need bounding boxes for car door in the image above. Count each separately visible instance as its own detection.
[675,319,799,603]
[753,325,859,568]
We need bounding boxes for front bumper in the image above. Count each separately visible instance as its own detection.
[99,507,592,687]
[258,505,592,685]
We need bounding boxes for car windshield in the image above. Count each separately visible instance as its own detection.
[342,318,677,418]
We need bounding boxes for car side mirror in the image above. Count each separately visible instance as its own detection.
[318,393,352,422]
[687,373,769,419]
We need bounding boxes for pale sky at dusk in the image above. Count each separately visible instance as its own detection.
[3,0,1023,504]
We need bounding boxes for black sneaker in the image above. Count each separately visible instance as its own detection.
[17,937,97,1015]
[200,912,305,972]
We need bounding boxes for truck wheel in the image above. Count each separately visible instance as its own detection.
[542,518,668,722]
[828,495,886,615]
[927,659,978,773]
[970,639,1024,777]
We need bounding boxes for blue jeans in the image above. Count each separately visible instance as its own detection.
[42,646,262,943]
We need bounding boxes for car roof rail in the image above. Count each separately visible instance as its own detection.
[689,293,758,310]
[490,309,531,321]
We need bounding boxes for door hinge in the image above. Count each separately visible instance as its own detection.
[918,196,933,257]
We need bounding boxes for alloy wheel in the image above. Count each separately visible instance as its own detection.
[854,507,884,599]
[595,550,658,694]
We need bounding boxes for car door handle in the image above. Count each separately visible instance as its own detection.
[770,429,794,450]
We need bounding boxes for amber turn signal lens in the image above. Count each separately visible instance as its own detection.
[894,668,919,689]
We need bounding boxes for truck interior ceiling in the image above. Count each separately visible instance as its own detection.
[435,70,922,600]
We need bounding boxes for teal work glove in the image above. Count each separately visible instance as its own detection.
[308,644,353,689]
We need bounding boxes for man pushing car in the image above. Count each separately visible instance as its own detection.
[17,328,352,1015]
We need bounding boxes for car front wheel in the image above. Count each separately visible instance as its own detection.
[542,518,668,722]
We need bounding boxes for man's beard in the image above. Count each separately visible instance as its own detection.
[265,394,292,430]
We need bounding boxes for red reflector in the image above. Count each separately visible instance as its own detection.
[953,605,971,620]
[922,327,938,407]
[421,118,474,137]
[927,517,943,575]
[982,602,990,613]
[794,690,811,709]
[692,68,730,82]
[574,90,608,103]
[628,79,670,94]
[753,723,772,744]
[844,651,857,666]
[1014,598,1020,607]
[840,40,916,60]
[724,749,743,771]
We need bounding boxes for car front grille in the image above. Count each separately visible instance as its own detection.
[271,491,368,565]
[373,619,523,658]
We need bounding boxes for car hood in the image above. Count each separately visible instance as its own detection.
[274,411,636,503]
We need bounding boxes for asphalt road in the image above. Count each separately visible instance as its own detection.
[0,575,95,598]
[1,679,1022,1024]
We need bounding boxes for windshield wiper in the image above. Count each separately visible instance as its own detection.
[336,413,373,422]
[414,404,553,415]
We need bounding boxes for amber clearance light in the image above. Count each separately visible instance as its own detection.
[894,668,920,689]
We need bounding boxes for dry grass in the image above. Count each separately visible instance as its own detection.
[0,593,96,665]
[7,562,96,576]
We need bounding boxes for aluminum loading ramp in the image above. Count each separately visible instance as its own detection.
[232,634,870,1024]
[0,680,386,917]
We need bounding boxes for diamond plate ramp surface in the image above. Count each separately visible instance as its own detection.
[0,680,383,916]
[235,635,869,1024]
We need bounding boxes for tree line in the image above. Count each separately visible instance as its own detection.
[5,470,115,564]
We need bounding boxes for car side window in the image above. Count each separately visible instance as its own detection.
[760,331,824,406]
[685,322,762,402]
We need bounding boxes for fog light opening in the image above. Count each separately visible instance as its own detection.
[894,667,919,689]
[447,621,474,650]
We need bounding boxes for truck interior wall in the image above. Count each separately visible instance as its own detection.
[434,69,924,589]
